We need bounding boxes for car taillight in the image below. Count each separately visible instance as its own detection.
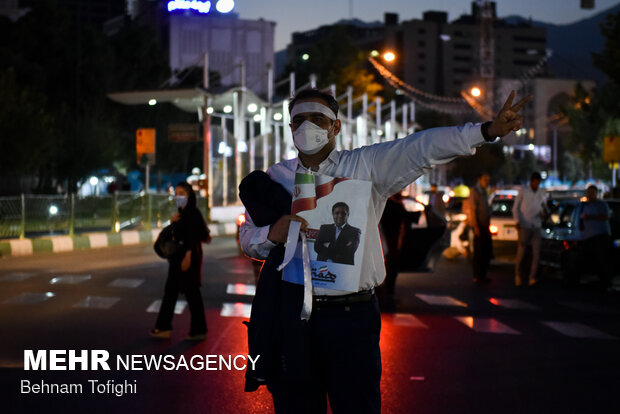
[562,240,576,250]
[236,213,246,227]
[489,225,499,235]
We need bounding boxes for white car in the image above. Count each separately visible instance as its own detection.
[489,189,519,242]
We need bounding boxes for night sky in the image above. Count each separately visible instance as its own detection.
[234,0,620,50]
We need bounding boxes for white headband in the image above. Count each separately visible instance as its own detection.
[290,102,337,121]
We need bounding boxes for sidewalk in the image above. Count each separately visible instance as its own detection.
[0,205,245,258]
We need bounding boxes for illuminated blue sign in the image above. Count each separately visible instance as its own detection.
[167,0,235,14]
[168,1,211,13]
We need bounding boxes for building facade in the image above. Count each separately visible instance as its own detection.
[169,12,275,96]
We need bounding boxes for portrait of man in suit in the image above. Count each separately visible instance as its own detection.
[314,202,361,265]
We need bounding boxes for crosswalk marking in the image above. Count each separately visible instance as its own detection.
[415,294,468,307]
[541,321,617,340]
[4,292,55,304]
[49,275,91,284]
[454,316,521,335]
[0,272,38,282]
[226,283,256,296]
[392,313,428,329]
[73,296,120,310]
[109,278,145,288]
[488,297,540,310]
[220,302,252,318]
[146,299,187,314]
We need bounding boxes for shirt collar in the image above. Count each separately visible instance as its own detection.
[295,149,340,173]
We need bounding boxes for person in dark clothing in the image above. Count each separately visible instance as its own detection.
[579,184,613,290]
[151,181,211,341]
[468,172,493,283]
[378,193,407,299]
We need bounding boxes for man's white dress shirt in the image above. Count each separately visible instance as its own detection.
[513,186,547,229]
[240,123,487,295]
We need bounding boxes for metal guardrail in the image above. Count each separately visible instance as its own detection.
[0,192,184,239]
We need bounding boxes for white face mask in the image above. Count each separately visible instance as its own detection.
[293,120,330,155]
[175,195,188,208]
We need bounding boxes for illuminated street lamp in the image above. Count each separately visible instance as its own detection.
[301,53,310,61]
[383,51,396,62]
[215,0,235,13]
[470,87,482,97]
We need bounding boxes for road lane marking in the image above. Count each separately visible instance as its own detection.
[0,272,38,282]
[220,302,252,318]
[541,321,617,340]
[49,275,91,284]
[73,296,120,309]
[391,313,428,329]
[3,292,55,304]
[109,278,145,288]
[415,294,468,307]
[146,299,187,314]
[226,283,256,296]
[454,316,521,335]
[488,297,540,310]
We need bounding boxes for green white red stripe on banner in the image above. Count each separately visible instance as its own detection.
[292,173,317,214]
[291,173,350,215]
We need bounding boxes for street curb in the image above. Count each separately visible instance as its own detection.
[0,222,237,258]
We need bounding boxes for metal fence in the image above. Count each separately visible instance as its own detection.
[0,192,183,239]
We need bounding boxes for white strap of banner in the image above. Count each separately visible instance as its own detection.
[275,219,313,320]
[276,220,301,271]
[300,232,313,321]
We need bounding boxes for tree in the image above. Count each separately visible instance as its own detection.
[284,26,383,108]
[561,10,620,182]
[592,11,620,85]
[0,0,179,194]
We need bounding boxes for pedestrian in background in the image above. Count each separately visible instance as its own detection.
[151,181,211,341]
[378,192,407,306]
[513,172,547,287]
[468,172,493,283]
[579,184,613,291]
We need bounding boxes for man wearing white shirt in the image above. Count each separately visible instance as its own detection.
[239,88,530,413]
[513,171,547,287]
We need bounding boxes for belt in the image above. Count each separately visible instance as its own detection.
[312,289,374,306]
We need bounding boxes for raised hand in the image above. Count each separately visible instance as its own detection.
[487,91,533,138]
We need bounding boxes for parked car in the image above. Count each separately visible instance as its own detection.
[489,189,519,243]
[539,198,620,283]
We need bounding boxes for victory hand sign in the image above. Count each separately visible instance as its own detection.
[487,91,533,139]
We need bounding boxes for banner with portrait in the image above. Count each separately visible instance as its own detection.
[282,172,372,292]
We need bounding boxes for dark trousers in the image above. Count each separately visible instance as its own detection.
[473,232,493,280]
[155,271,207,335]
[268,296,382,414]
[582,234,613,288]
